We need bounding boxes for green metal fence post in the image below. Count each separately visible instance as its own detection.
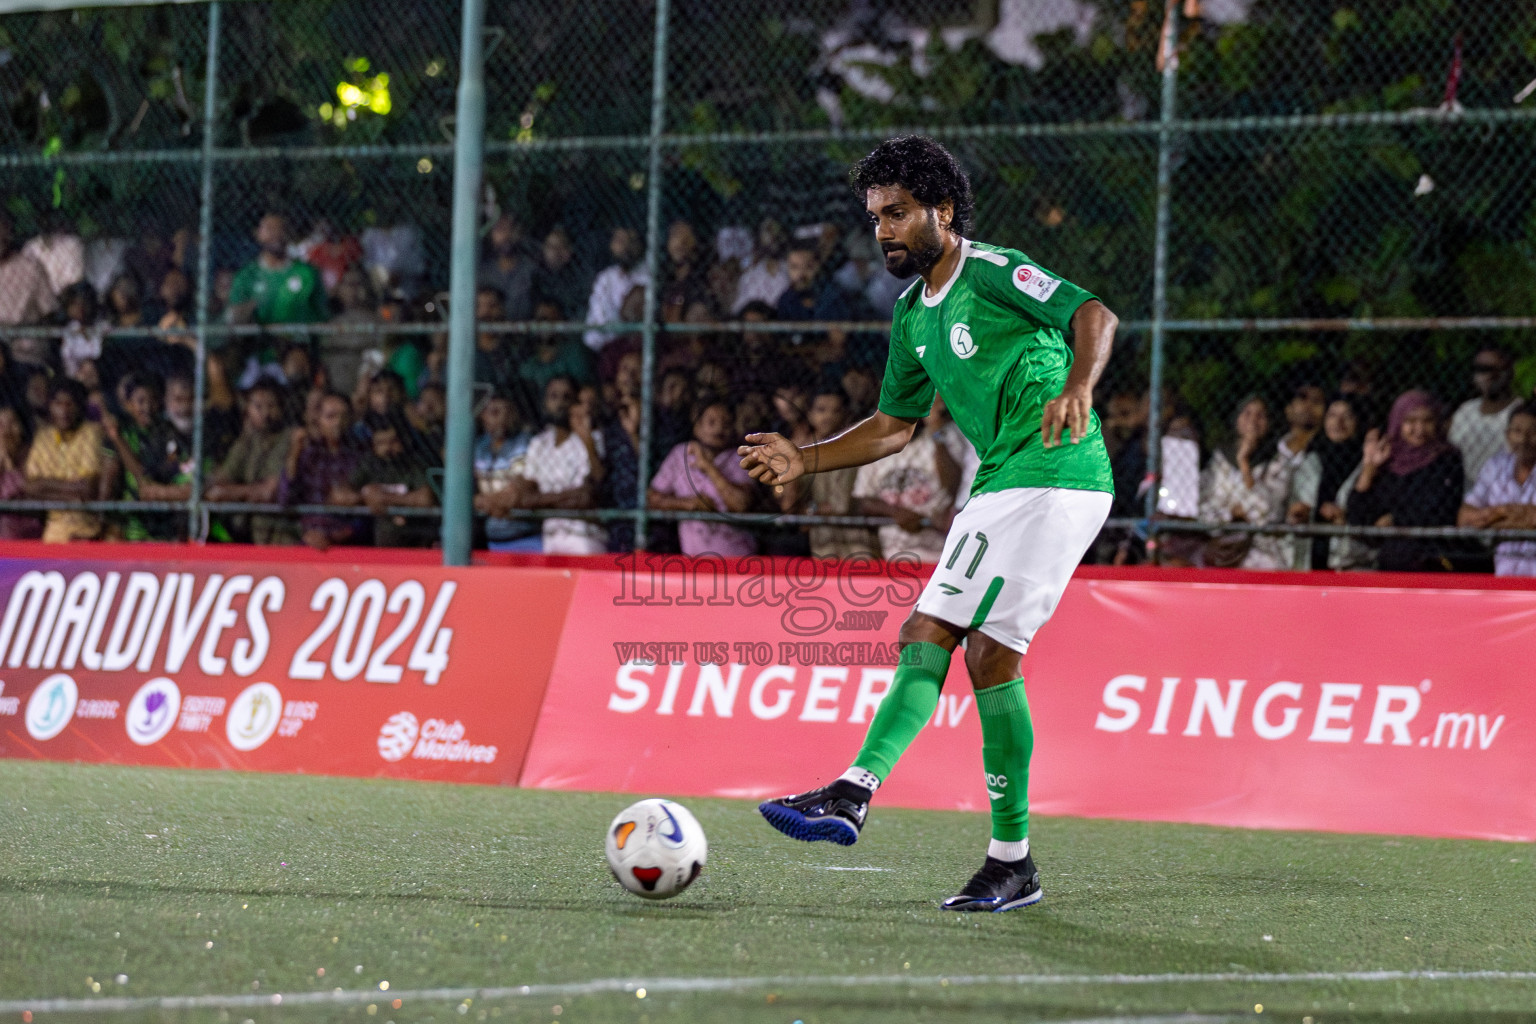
[633,0,672,553]
[442,0,488,566]
[1144,0,1179,542]
[188,0,221,541]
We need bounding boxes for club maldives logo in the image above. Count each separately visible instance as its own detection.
[376,712,497,764]
[226,682,283,752]
[25,673,77,741]
[377,711,420,762]
[124,678,182,746]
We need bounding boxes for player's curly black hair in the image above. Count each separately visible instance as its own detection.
[849,135,975,236]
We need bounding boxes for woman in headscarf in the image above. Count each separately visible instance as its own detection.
[1284,394,1365,569]
[1347,389,1463,571]
[1198,393,1293,569]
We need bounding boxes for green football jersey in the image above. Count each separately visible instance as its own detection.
[877,239,1113,497]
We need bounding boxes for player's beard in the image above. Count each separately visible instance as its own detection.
[882,211,945,278]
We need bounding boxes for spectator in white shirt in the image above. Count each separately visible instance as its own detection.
[1459,401,1536,576]
[1448,344,1520,492]
[584,227,648,351]
[20,214,84,297]
[515,374,607,554]
[731,218,791,314]
[0,214,58,327]
[1198,394,1293,569]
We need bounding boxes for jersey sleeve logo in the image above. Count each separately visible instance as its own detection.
[949,322,977,360]
[1013,264,1061,303]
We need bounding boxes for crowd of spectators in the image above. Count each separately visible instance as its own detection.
[1100,343,1536,575]
[3,205,1536,574]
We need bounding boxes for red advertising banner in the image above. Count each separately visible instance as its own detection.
[521,555,996,812]
[521,559,1536,842]
[0,556,576,784]
[1025,577,1536,841]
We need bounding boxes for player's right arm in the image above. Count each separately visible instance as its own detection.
[738,411,917,487]
[740,292,931,487]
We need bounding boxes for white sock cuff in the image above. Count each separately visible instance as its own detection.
[839,767,881,793]
[988,838,1029,863]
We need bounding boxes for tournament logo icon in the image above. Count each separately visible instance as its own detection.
[225,682,283,752]
[125,678,182,746]
[24,673,78,741]
[377,711,420,762]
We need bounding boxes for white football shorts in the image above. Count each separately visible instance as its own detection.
[914,486,1111,653]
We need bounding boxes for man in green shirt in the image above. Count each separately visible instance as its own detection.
[743,135,1117,913]
[227,213,328,328]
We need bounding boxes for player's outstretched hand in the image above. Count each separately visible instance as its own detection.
[1041,383,1093,448]
[739,432,805,486]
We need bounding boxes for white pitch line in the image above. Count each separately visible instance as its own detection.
[4,969,1534,1016]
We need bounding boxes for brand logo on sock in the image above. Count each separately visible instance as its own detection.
[986,772,1008,800]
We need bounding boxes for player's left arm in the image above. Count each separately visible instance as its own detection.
[1040,298,1118,448]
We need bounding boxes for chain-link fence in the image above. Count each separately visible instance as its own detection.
[1,0,1534,572]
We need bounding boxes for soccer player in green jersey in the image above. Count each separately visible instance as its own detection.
[742,135,1117,912]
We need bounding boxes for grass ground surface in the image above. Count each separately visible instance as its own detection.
[0,761,1532,1023]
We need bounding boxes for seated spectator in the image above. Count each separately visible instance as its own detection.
[412,382,446,458]
[732,218,790,314]
[479,213,536,321]
[24,378,104,542]
[60,283,109,378]
[649,396,757,557]
[775,241,851,350]
[472,286,516,397]
[23,366,52,426]
[472,392,538,551]
[779,386,877,560]
[101,374,193,541]
[730,301,789,393]
[1197,394,1292,569]
[227,213,328,327]
[853,401,956,564]
[1286,394,1366,570]
[21,213,84,297]
[601,393,643,552]
[1460,401,1536,576]
[1276,383,1325,467]
[1448,344,1520,492]
[518,299,595,397]
[328,266,389,393]
[1348,390,1463,571]
[106,274,147,330]
[359,216,425,297]
[335,415,440,548]
[513,375,607,554]
[0,213,58,329]
[659,220,709,323]
[352,369,408,447]
[584,227,648,351]
[838,364,880,420]
[206,379,294,545]
[0,405,42,539]
[156,269,196,350]
[652,367,693,460]
[771,382,817,449]
[280,390,364,551]
[534,225,588,325]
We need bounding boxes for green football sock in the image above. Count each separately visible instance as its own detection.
[976,678,1033,843]
[849,641,951,782]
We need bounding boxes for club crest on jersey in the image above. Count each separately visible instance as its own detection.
[1013,263,1061,303]
[949,322,977,359]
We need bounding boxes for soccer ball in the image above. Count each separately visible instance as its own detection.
[604,798,707,900]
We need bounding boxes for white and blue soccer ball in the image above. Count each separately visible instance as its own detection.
[604,798,707,900]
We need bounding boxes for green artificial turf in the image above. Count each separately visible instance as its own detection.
[0,760,1532,1023]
